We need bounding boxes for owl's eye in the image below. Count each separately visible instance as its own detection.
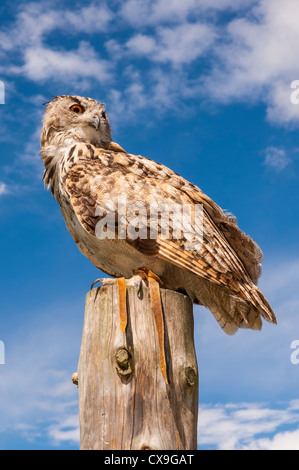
[70,104,84,114]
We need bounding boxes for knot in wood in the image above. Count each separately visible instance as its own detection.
[115,347,132,377]
[71,372,78,386]
[185,366,196,387]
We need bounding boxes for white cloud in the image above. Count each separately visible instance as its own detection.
[247,428,299,450]
[0,304,81,447]
[18,42,111,84]
[126,23,216,66]
[119,0,253,27]
[264,147,292,172]
[198,401,299,450]
[2,0,299,125]
[267,81,299,125]
[0,182,9,196]
[19,121,44,175]
[48,415,79,444]
[0,2,113,51]
[0,2,113,87]
[0,4,59,51]
[107,66,194,124]
[106,19,216,119]
[63,4,113,33]
[113,0,299,124]
[125,34,156,56]
[203,0,299,126]
[119,0,201,26]
[198,0,255,10]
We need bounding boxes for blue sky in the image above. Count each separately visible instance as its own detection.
[0,0,299,450]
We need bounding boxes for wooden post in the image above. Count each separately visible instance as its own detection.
[76,279,198,450]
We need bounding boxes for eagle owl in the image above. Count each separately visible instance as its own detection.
[41,95,276,339]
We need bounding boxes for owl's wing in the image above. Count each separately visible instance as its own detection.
[64,144,276,324]
[104,146,263,284]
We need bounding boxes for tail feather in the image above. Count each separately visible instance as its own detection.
[255,287,277,324]
[201,281,275,335]
[239,283,277,325]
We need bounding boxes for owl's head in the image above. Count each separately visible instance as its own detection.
[41,95,111,149]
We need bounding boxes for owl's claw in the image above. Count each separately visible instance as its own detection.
[90,278,103,290]
[90,277,116,290]
[134,267,163,285]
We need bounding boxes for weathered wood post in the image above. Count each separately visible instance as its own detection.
[75,279,198,450]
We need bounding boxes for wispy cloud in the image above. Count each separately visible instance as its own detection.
[202,0,299,126]
[119,0,202,27]
[0,303,81,448]
[125,23,216,66]
[19,42,111,84]
[117,0,299,126]
[198,401,299,450]
[0,182,9,196]
[264,147,292,172]
[48,414,79,444]
[119,0,253,27]
[2,0,299,126]
[0,2,113,51]
[0,2,112,86]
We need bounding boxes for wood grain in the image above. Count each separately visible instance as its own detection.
[77,281,198,450]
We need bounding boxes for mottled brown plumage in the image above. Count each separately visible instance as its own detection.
[41,95,276,335]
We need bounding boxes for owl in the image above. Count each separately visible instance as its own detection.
[41,95,276,382]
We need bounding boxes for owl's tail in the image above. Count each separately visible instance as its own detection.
[202,282,277,336]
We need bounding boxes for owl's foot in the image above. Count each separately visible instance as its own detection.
[90,277,116,289]
[134,268,168,385]
[134,268,163,286]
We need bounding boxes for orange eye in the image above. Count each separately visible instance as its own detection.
[70,104,84,114]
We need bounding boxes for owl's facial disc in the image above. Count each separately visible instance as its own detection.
[42,95,112,148]
[69,101,103,132]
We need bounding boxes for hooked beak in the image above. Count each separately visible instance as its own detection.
[88,115,100,130]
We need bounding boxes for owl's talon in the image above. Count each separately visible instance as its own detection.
[90,278,103,290]
[90,277,117,290]
[135,267,163,286]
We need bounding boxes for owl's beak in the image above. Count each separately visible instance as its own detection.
[88,115,100,131]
